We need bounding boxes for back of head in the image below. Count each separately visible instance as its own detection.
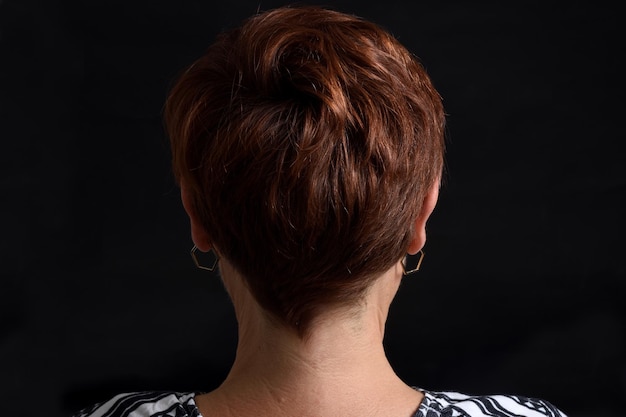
[165,5,445,335]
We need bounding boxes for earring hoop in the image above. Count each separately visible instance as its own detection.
[402,250,425,276]
[190,245,219,271]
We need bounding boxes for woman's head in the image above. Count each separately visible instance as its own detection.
[165,5,445,335]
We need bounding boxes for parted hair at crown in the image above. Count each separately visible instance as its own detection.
[164,5,445,336]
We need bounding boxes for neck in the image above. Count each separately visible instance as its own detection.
[196,261,423,417]
[228,288,391,387]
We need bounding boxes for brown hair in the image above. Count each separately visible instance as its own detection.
[164,5,445,334]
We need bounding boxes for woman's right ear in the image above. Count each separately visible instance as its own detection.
[180,183,212,252]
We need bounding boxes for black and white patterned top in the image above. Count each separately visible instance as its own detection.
[72,389,568,417]
[416,390,567,417]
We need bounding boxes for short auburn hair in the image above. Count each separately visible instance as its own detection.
[164,5,445,335]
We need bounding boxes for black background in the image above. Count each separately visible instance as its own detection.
[1,1,624,417]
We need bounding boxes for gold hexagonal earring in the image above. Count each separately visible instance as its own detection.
[190,245,220,272]
[401,250,425,276]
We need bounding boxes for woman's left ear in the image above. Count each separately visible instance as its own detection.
[180,183,212,252]
[407,182,440,255]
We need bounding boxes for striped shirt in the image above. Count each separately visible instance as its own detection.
[72,389,568,417]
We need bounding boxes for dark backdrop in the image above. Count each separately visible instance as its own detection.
[1,1,624,417]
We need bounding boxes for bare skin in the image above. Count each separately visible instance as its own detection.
[183,183,440,417]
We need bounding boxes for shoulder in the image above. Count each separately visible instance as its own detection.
[71,391,201,417]
[415,389,568,417]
